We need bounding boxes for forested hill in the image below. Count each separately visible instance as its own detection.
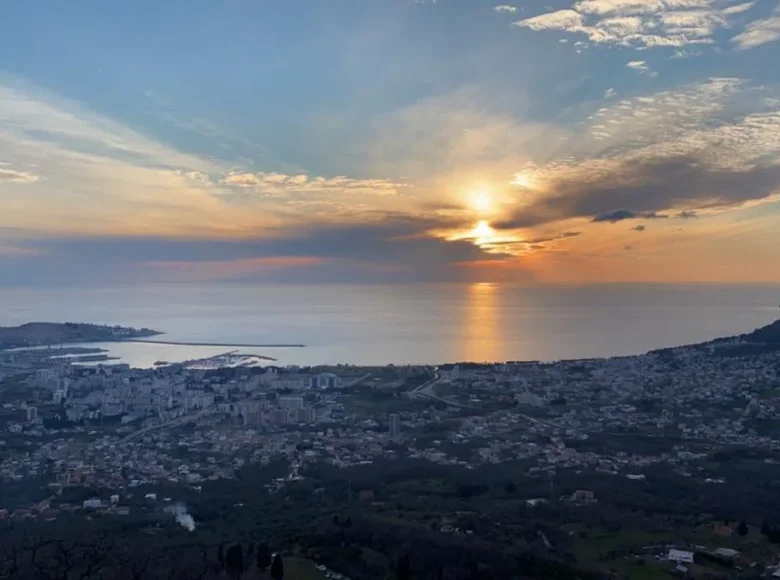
[741,319,780,344]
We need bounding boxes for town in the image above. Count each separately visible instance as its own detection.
[3,320,780,578]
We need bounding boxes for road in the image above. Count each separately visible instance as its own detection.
[409,369,440,398]
[409,369,564,425]
[409,370,485,410]
[119,408,210,444]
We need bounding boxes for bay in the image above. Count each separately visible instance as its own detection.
[0,283,778,368]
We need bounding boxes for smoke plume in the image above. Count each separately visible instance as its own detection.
[171,503,196,532]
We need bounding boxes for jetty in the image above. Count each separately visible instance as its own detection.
[124,339,304,348]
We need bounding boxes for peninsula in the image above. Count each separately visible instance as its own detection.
[0,322,161,350]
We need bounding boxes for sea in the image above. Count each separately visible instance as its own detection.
[0,283,778,368]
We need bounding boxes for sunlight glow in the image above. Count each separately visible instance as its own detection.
[511,173,535,189]
[470,190,493,215]
[472,220,496,245]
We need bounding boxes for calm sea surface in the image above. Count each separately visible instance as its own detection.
[0,283,778,368]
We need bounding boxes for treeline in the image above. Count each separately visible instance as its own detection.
[301,513,602,580]
[0,525,288,580]
[0,516,603,580]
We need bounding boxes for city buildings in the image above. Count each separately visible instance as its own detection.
[279,396,304,410]
[310,373,340,389]
[389,413,400,438]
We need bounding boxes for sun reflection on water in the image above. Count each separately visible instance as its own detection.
[461,282,503,363]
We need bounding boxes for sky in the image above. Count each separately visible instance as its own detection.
[1,0,780,285]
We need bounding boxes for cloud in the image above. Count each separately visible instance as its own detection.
[604,88,617,99]
[512,0,765,49]
[722,1,755,15]
[446,76,780,233]
[222,171,405,196]
[0,78,240,236]
[626,60,657,76]
[678,210,699,218]
[0,215,518,285]
[499,230,583,246]
[499,155,780,228]
[515,10,585,31]
[0,166,40,183]
[732,3,780,49]
[494,4,519,13]
[592,210,667,222]
[0,77,420,239]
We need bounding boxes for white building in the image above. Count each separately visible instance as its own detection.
[310,373,340,389]
[666,549,694,564]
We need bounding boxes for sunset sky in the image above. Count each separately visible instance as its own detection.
[2,0,780,285]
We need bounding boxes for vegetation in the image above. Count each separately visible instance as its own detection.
[6,450,780,579]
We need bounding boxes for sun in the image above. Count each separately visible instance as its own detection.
[472,220,495,244]
[471,190,493,214]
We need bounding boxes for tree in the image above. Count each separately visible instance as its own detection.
[270,553,285,580]
[225,544,244,579]
[256,543,272,572]
[397,553,412,580]
[738,521,749,537]
[768,528,780,545]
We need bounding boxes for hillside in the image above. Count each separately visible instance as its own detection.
[742,319,780,344]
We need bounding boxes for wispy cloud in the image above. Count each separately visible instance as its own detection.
[494,4,519,13]
[0,166,40,183]
[222,172,406,196]
[626,60,657,75]
[495,78,780,228]
[0,78,417,238]
[363,87,564,184]
[512,0,764,49]
[732,3,780,48]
